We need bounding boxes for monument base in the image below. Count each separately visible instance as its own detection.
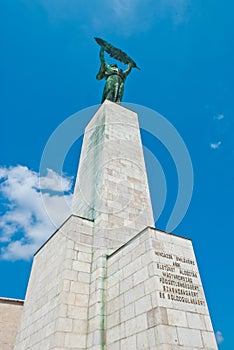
[14,217,217,349]
[106,227,217,350]
[13,102,217,349]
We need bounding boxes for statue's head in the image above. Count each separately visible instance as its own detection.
[110,64,118,68]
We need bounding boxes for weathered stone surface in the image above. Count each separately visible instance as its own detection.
[12,101,217,350]
[14,215,93,350]
[106,227,218,349]
[0,298,23,350]
[72,100,154,251]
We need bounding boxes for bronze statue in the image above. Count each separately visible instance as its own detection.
[95,38,139,103]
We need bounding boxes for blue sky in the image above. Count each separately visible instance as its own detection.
[1,1,233,348]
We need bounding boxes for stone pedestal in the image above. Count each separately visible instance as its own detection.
[14,101,217,350]
[106,227,217,350]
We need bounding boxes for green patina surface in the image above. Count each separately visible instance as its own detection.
[95,38,139,103]
[101,255,107,349]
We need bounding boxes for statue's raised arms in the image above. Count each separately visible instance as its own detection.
[95,37,140,103]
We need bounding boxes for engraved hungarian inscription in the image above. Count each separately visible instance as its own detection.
[154,247,205,306]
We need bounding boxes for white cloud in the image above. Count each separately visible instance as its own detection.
[40,168,72,192]
[215,330,224,344]
[210,141,222,150]
[214,113,224,120]
[0,165,73,261]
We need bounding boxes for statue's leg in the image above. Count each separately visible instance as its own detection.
[116,82,124,103]
[102,78,114,102]
[113,82,119,102]
[102,80,110,102]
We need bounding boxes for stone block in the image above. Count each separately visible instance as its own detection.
[80,234,93,245]
[45,322,55,337]
[123,282,144,306]
[108,325,121,344]
[65,333,86,348]
[108,284,120,300]
[56,317,73,332]
[167,309,187,327]
[62,280,71,292]
[135,294,152,316]
[92,329,102,345]
[79,251,92,263]
[125,317,136,337]
[106,341,121,350]
[133,266,149,285]
[62,292,76,305]
[204,315,214,331]
[65,248,77,260]
[135,313,148,333]
[144,276,156,294]
[89,315,102,333]
[73,260,91,273]
[67,305,88,320]
[63,269,77,281]
[177,327,203,347]
[202,331,218,348]
[75,293,89,306]
[118,252,131,269]
[136,331,149,349]
[120,302,135,323]
[147,328,156,347]
[70,281,89,294]
[155,324,178,345]
[78,272,90,283]
[107,295,124,314]
[120,334,137,350]
[107,310,120,329]
[147,307,168,328]
[186,312,205,329]
[119,275,133,294]
[72,319,87,334]
[58,304,67,318]
[107,261,119,276]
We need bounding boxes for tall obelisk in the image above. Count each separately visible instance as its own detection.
[72,100,155,250]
